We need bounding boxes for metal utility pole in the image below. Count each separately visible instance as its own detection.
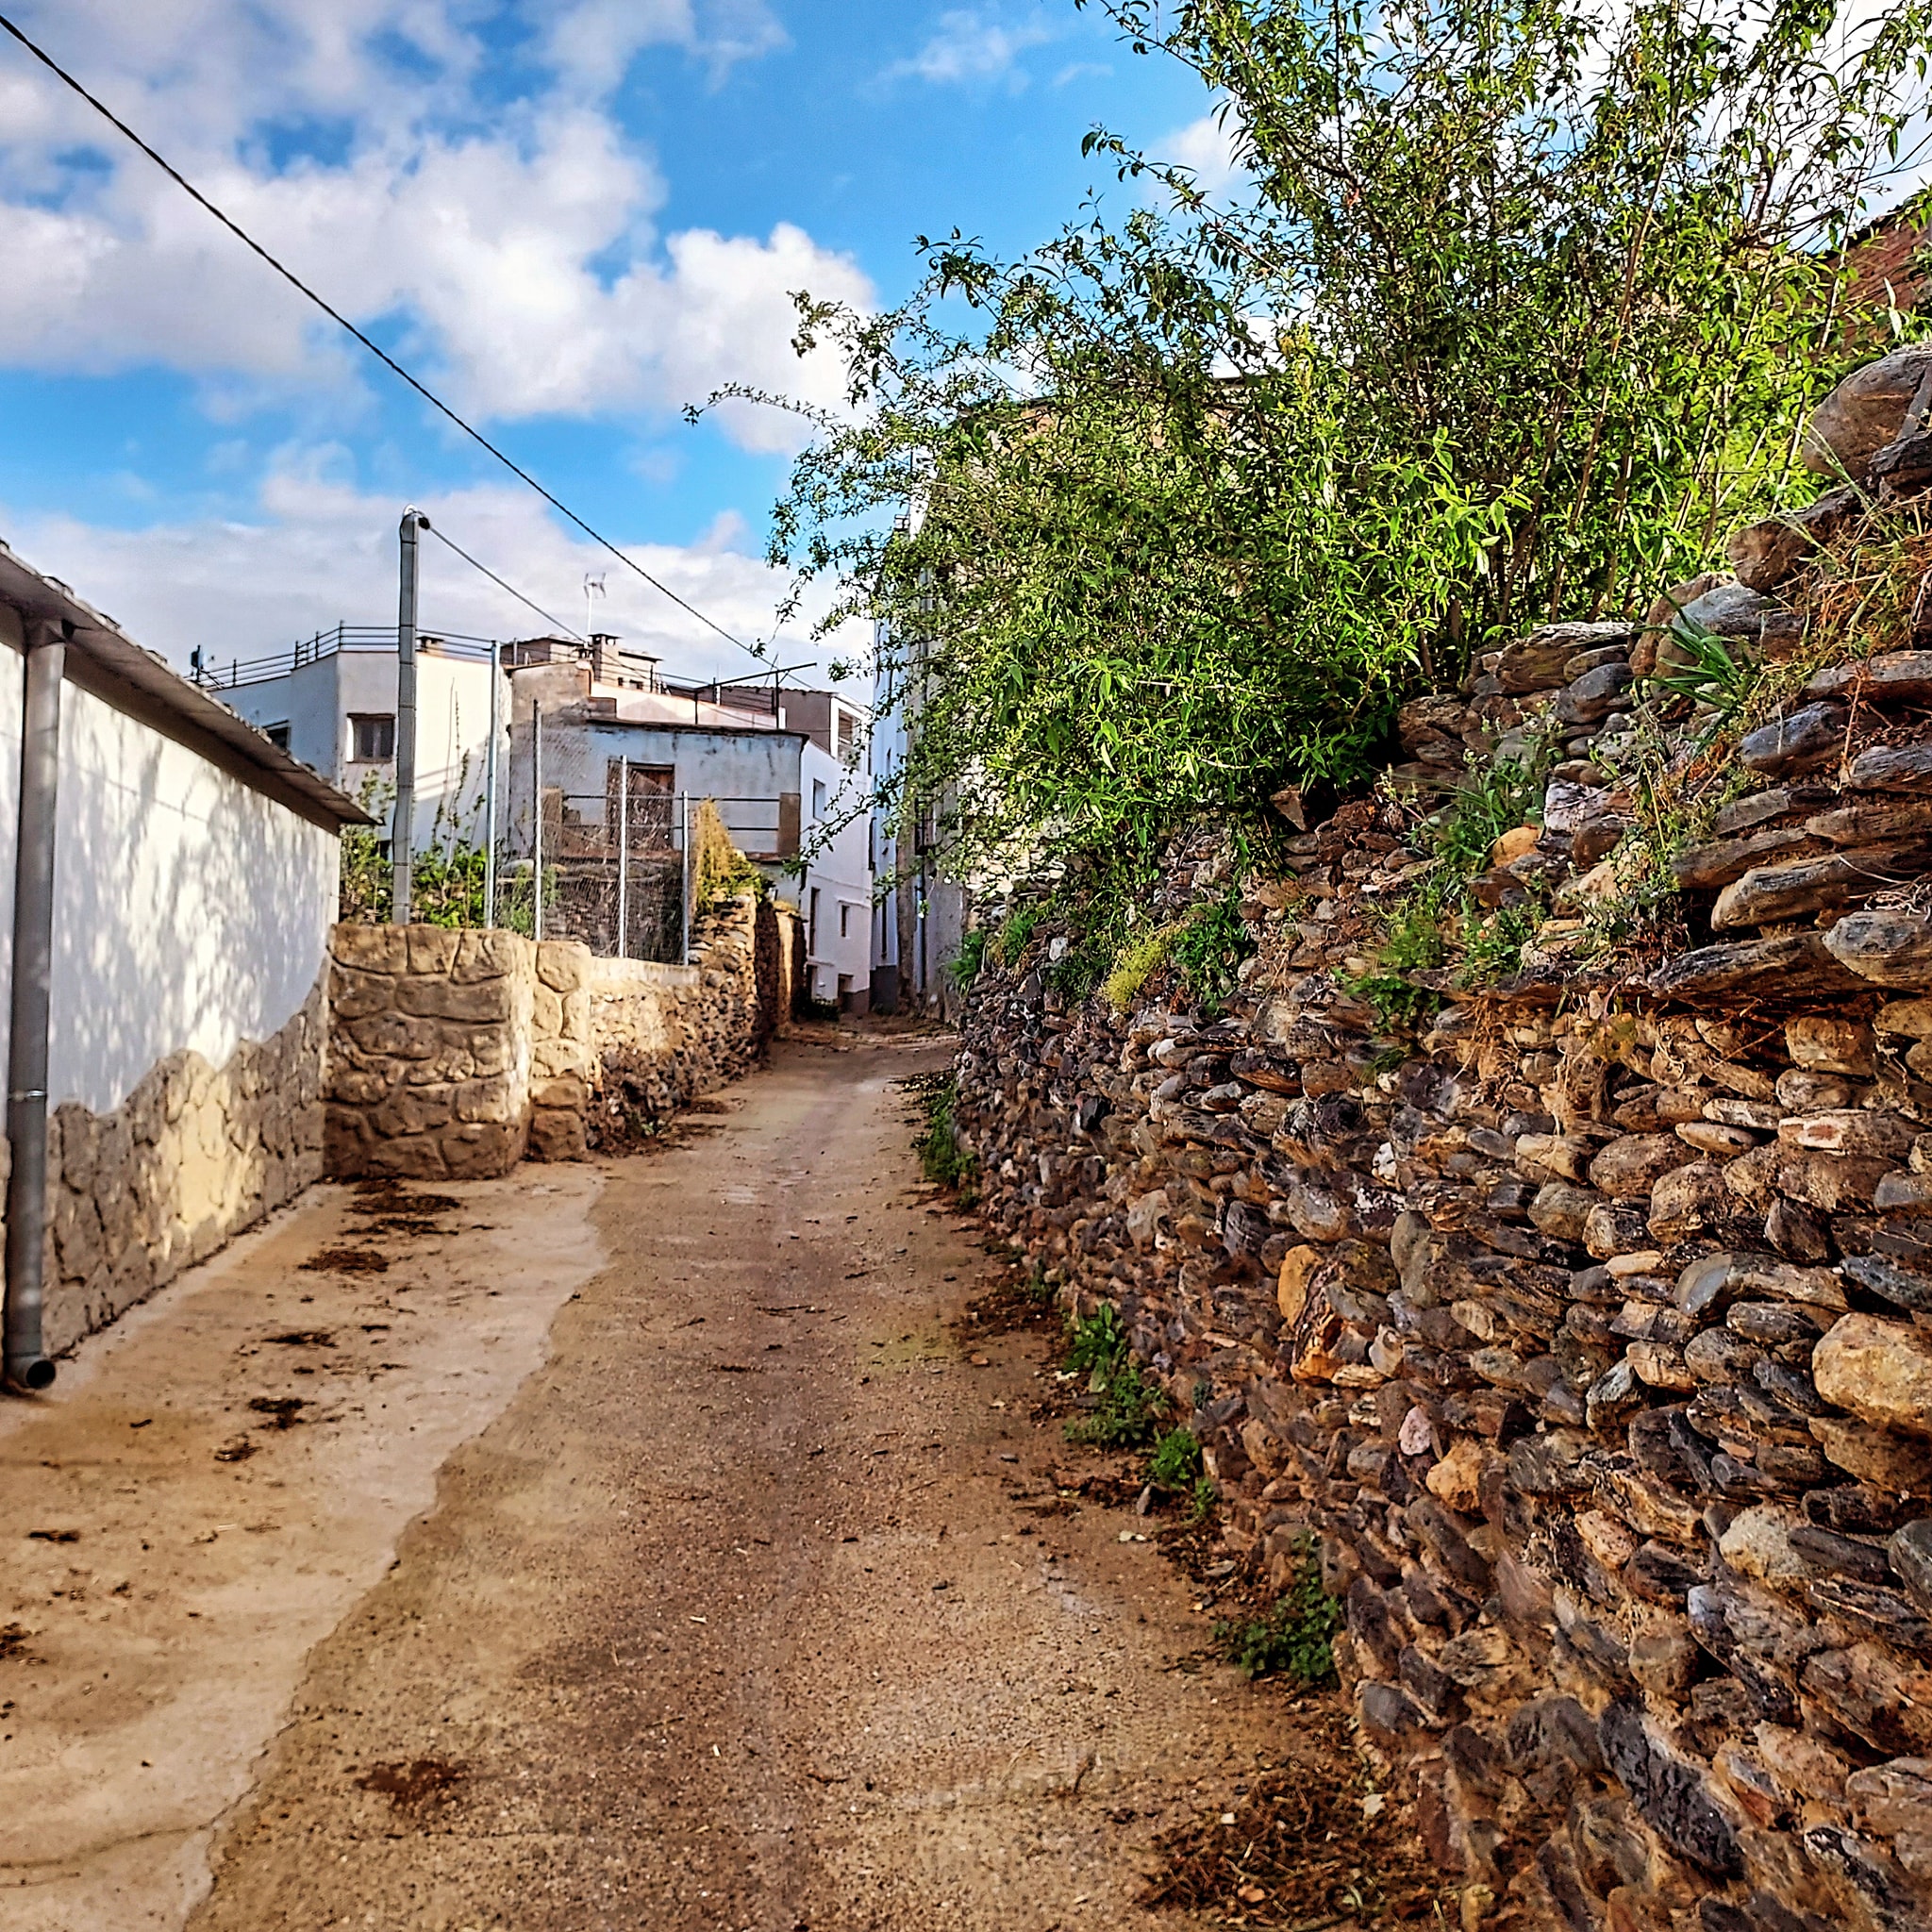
[533,706,544,943]
[392,508,428,924]
[483,641,501,928]
[616,755,629,960]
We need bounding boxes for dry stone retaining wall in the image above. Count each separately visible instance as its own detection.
[0,981,325,1357]
[325,896,787,1177]
[956,631,1932,1924]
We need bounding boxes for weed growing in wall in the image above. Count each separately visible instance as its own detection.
[1062,1306,1169,1448]
[913,1073,977,1194]
[1214,1540,1343,1688]
[1147,1424,1202,1491]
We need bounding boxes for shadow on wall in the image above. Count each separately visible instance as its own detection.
[0,685,338,1119]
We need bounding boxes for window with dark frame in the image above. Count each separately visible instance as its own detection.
[349,713,395,761]
[264,722,291,752]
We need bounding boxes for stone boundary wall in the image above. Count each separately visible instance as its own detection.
[0,981,325,1358]
[325,896,789,1177]
[958,766,1932,1930]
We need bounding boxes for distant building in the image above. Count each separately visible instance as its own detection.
[214,626,874,1004]
[869,616,971,1019]
[208,624,500,852]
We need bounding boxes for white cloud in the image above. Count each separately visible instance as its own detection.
[541,0,788,92]
[1152,107,1248,199]
[0,1,858,446]
[2,449,870,688]
[885,9,1055,87]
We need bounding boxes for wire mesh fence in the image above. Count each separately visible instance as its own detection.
[341,790,795,966]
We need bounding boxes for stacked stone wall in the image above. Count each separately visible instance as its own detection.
[953,374,1932,1932]
[0,982,325,1357]
[325,896,785,1177]
[958,817,1932,1932]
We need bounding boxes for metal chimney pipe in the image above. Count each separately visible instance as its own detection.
[391,508,427,924]
[5,624,67,1391]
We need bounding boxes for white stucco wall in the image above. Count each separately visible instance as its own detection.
[0,627,341,1116]
[800,739,873,1008]
[508,717,805,862]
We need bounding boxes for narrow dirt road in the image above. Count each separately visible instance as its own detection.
[183,1036,1284,1932]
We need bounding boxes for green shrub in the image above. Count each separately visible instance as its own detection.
[1214,1539,1342,1687]
[1343,897,1448,1031]
[1062,1305,1168,1449]
[1171,890,1255,1017]
[1064,1305,1128,1377]
[951,925,989,987]
[1429,753,1550,880]
[1458,901,1541,987]
[990,903,1046,968]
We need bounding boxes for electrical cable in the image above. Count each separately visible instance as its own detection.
[423,522,584,642]
[0,8,766,664]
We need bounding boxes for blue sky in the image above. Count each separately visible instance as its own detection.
[0,2,1230,687]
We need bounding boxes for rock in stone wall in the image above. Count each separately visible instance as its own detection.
[6,978,326,1357]
[956,748,1932,1932]
[325,896,783,1176]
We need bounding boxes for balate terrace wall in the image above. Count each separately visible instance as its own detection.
[954,348,1932,1932]
[325,897,790,1177]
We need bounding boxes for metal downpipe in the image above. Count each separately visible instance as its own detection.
[5,625,65,1392]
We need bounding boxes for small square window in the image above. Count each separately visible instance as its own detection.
[811,777,827,819]
[263,721,291,752]
[350,713,395,761]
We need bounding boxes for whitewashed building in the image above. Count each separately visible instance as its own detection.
[0,540,367,1381]
[208,625,502,854]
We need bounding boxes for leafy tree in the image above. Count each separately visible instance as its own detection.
[718,0,1932,895]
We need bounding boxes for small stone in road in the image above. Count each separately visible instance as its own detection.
[970,1353,991,1367]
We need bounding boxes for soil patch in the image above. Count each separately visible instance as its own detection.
[299,1247,391,1274]
[354,1758,469,1808]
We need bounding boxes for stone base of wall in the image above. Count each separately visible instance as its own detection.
[325,897,791,1178]
[957,819,1932,1932]
[0,980,326,1357]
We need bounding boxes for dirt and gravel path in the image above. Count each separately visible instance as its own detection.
[174,1034,1291,1932]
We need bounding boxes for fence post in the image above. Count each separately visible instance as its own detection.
[533,706,543,943]
[617,754,628,960]
[680,791,691,966]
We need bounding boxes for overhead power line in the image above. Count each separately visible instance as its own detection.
[424,522,584,642]
[0,9,764,664]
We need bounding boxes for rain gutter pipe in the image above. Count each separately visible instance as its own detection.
[5,621,68,1391]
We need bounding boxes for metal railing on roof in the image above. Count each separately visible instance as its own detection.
[191,625,501,691]
[190,625,803,724]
